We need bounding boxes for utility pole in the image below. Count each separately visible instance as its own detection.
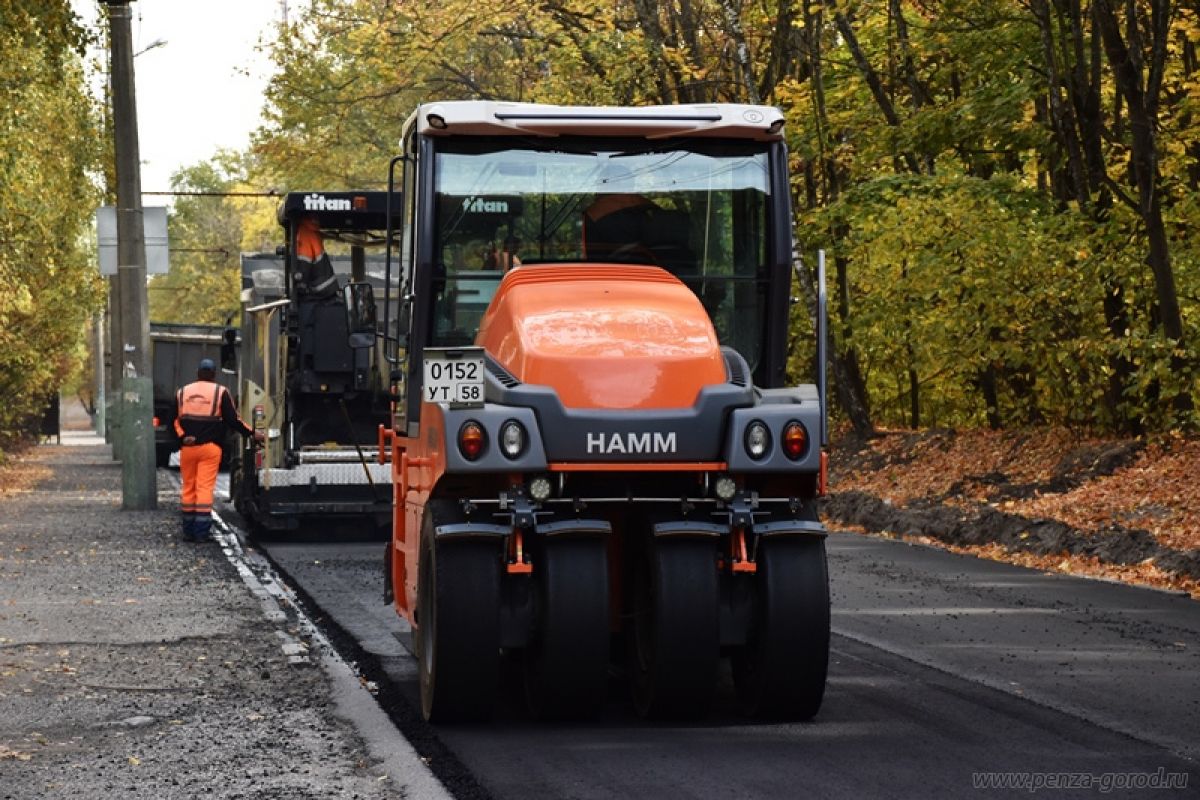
[106,278,120,452]
[94,312,106,438]
[104,0,156,509]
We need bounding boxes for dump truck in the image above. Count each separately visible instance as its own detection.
[379,101,830,722]
[149,322,237,468]
[228,191,398,531]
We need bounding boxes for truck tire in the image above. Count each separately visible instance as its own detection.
[523,536,610,720]
[416,500,502,722]
[630,537,719,719]
[733,535,829,720]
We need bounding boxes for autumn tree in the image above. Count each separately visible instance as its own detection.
[244,0,1199,433]
[147,157,255,326]
[0,0,105,450]
[1093,0,1192,419]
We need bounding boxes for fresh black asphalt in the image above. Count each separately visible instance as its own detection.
[255,531,1199,799]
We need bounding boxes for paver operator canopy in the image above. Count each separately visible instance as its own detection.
[385,101,828,725]
[229,191,398,532]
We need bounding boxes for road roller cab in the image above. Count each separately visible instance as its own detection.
[380,101,830,722]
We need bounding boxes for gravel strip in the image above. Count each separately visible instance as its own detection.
[0,440,431,799]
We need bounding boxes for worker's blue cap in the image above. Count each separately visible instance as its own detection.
[198,358,216,371]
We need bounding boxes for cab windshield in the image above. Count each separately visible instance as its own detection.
[431,138,772,369]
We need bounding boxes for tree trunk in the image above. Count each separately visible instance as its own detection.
[632,0,679,103]
[979,365,1002,430]
[835,251,875,435]
[1094,0,1192,414]
[791,249,873,436]
[908,364,920,429]
[671,0,706,102]
[832,8,923,174]
[719,0,762,103]
[758,0,800,100]
[806,5,875,436]
[1030,0,1142,430]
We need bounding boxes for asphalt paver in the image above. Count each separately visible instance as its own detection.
[0,434,445,799]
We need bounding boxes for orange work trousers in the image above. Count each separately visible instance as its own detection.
[180,442,222,538]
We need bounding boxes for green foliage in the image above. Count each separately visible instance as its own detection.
[147,157,247,326]
[239,0,1199,432]
[787,0,1197,431]
[817,175,1096,427]
[0,0,105,450]
[251,1,673,192]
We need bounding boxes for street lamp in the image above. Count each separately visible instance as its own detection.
[134,37,167,57]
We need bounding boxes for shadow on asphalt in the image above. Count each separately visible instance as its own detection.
[249,521,391,545]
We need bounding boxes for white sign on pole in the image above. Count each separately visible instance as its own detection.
[142,207,168,275]
[96,206,117,275]
[95,206,170,275]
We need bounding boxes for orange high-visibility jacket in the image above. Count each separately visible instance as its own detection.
[174,381,253,445]
[296,217,338,297]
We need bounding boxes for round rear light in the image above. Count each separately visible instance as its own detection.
[499,420,525,459]
[713,474,737,501]
[744,420,770,460]
[782,421,808,460]
[458,420,486,461]
[529,476,552,501]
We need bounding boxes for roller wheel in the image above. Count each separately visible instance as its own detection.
[631,537,720,719]
[524,537,610,720]
[416,501,501,722]
[733,535,830,720]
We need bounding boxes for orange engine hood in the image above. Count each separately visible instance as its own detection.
[476,265,726,409]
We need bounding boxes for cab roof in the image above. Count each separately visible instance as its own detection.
[277,191,400,230]
[402,101,786,142]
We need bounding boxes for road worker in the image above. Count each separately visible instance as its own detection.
[583,163,699,279]
[484,234,522,271]
[174,358,264,542]
[582,164,660,263]
[294,215,339,299]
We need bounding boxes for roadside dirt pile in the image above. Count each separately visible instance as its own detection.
[826,428,1200,598]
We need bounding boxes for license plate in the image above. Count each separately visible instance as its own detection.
[422,348,485,406]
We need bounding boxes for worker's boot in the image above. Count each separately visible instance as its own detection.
[192,514,213,543]
[180,513,195,541]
